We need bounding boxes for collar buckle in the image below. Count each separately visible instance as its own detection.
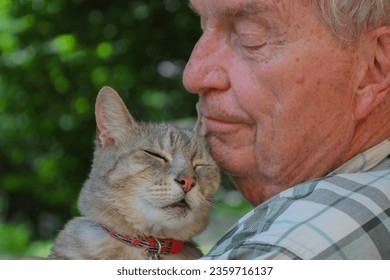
[147,239,162,260]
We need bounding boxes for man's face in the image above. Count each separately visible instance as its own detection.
[183,0,360,204]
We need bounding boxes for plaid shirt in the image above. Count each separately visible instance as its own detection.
[203,138,390,259]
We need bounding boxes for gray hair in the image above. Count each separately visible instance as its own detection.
[315,0,390,41]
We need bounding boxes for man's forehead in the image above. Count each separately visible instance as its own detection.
[189,0,288,18]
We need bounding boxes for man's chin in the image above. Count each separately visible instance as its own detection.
[207,134,257,177]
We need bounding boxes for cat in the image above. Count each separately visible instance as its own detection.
[49,86,220,260]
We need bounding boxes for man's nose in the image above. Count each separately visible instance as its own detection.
[183,30,230,94]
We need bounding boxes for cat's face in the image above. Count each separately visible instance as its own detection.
[78,87,220,240]
[107,123,219,238]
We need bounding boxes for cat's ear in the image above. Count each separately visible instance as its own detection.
[95,86,135,148]
[193,103,206,136]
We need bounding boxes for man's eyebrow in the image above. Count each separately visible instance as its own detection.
[220,2,278,18]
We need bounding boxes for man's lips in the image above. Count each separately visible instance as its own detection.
[203,115,240,124]
[202,114,254,134]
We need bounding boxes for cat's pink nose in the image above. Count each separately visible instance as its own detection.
[175,176,196,193]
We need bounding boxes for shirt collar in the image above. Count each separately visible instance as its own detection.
[330,138,390,175]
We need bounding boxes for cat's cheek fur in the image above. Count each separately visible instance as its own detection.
[133,199,164,224]
[196,167,220,196]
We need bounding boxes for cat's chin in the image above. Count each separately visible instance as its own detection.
[162,200,191,218]
[167,199,189,209]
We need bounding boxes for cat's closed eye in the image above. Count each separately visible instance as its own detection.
[141,149,169,162]
[193,164,215,171]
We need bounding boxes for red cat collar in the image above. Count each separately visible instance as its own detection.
[101,225,186,259]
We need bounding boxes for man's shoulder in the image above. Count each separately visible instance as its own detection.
[204,169,390,260]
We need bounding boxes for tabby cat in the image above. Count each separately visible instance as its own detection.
[49,86,220,259]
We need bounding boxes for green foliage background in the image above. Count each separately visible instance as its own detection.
[0,0,251,258]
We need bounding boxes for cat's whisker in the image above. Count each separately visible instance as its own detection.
[138,175,160,185]
[199,197,215,208]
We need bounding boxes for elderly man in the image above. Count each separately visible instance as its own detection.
[183,0,390,259]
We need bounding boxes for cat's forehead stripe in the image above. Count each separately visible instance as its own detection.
[169,128,177,147]
[166,127,189,148]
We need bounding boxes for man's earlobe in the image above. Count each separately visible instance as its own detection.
[354,27,390,120]
[354,85,389,120]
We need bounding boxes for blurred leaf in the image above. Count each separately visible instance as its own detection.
[50,34,76,54]
[0,223,31,256]
[96,42,113,59]
[24,240,52,258]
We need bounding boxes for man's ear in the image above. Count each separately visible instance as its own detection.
[354,26,390,120]
[95,86,135,148]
